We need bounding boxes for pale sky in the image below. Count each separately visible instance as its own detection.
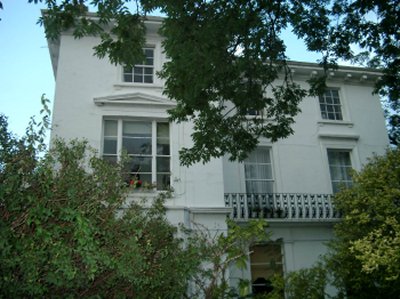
[0,1,322,140]
[0,1,54,138]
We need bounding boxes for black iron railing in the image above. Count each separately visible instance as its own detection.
[224,193,341,221]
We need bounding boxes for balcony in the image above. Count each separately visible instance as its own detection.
[224,193,341,222]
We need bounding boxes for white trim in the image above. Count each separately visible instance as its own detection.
[317,86,351,123]
[94,92,176,107]
[318,133,359,140]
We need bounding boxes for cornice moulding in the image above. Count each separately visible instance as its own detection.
[93,92,176,107]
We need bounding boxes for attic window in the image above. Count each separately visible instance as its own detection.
[123,48,154,84]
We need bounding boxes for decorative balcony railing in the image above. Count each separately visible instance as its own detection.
[224,193,341,221]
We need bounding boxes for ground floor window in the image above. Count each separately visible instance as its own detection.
[250,243,283,295]
[102,119,170,190]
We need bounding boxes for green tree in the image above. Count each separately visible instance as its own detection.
[186,219,270,299]
[325,148,400,298]
[0,101,274,298]
[0,107,197,298]
[23,0,398,165]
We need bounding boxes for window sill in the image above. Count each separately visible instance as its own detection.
[114,83,164,90]
[317,120,354,128]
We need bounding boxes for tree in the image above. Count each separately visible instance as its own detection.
[325,148,400,298]
[0,100,273,298]
[25,0,398,165]
[0,106,198,297]
[186,219,270,299]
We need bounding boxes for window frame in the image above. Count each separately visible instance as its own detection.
[243,147,274,194]
[102,118,171,190]
[122,47,155,84]
[250,243,283,295]
[327,149,353,193]
[319,88,344,121]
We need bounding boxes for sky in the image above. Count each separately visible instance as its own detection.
[0,1,54,139]
[0,1,322,140]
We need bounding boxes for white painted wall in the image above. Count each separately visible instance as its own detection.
[223,77,389,195]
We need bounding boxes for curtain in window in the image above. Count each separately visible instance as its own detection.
[244,148,273,193]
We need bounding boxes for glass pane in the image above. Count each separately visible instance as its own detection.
[157,123,169,137]
[103,138,117,154]
[246,181,273,193]
[245,164,257,179]
[255,148,271,163]
[331,90,339,97]
[104,120,117,136]
[134,67,143,75]
[157,123,169,154]
[157,142,170,155]
[144,67,153,75]
[330,166,344,180]
[144,49,154,65]
[123,122,151,137]
[257,165,273,179]
[134,75,143,83]
[123,138,151,155]
[157,174,170,190]
[124,74,132,82]
[328,112,335,119]
[128,156,152,173]
[129,173,152,186]
[157,157,170,173]
[144,75,153,83]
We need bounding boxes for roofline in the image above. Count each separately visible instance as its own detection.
[43,12,381,83]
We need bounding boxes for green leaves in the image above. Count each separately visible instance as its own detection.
[325,148,400,298]
[33,0,399,163]
[0,113,198,298]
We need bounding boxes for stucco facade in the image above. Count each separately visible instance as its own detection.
[47,16,389,296]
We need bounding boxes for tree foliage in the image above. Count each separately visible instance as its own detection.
[0,109,197,298]
[186,219,270,299]
[0,101,274,298]
[325,148,400,298]
[22,0,399,164]
[284,264,328,299]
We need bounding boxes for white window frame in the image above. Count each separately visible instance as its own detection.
[102,118,171,190]
[319,88,344,121]
[327,149,353,193]
[243,147,274,194]
[123,47,155,84]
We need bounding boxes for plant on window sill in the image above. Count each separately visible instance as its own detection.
[129,178,142,189]
[129,179,157,192]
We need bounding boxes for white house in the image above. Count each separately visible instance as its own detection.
[46,15,389,296]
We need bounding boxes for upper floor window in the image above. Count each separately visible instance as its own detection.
[123,48,154,84]
[244,148,273,193]
[319,89,343,120]
[103,119,170,190]
[327,149,352,193]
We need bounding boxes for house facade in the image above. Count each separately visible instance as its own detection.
[47,16,389,295]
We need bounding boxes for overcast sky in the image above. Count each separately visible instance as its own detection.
[0,1,322,140]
